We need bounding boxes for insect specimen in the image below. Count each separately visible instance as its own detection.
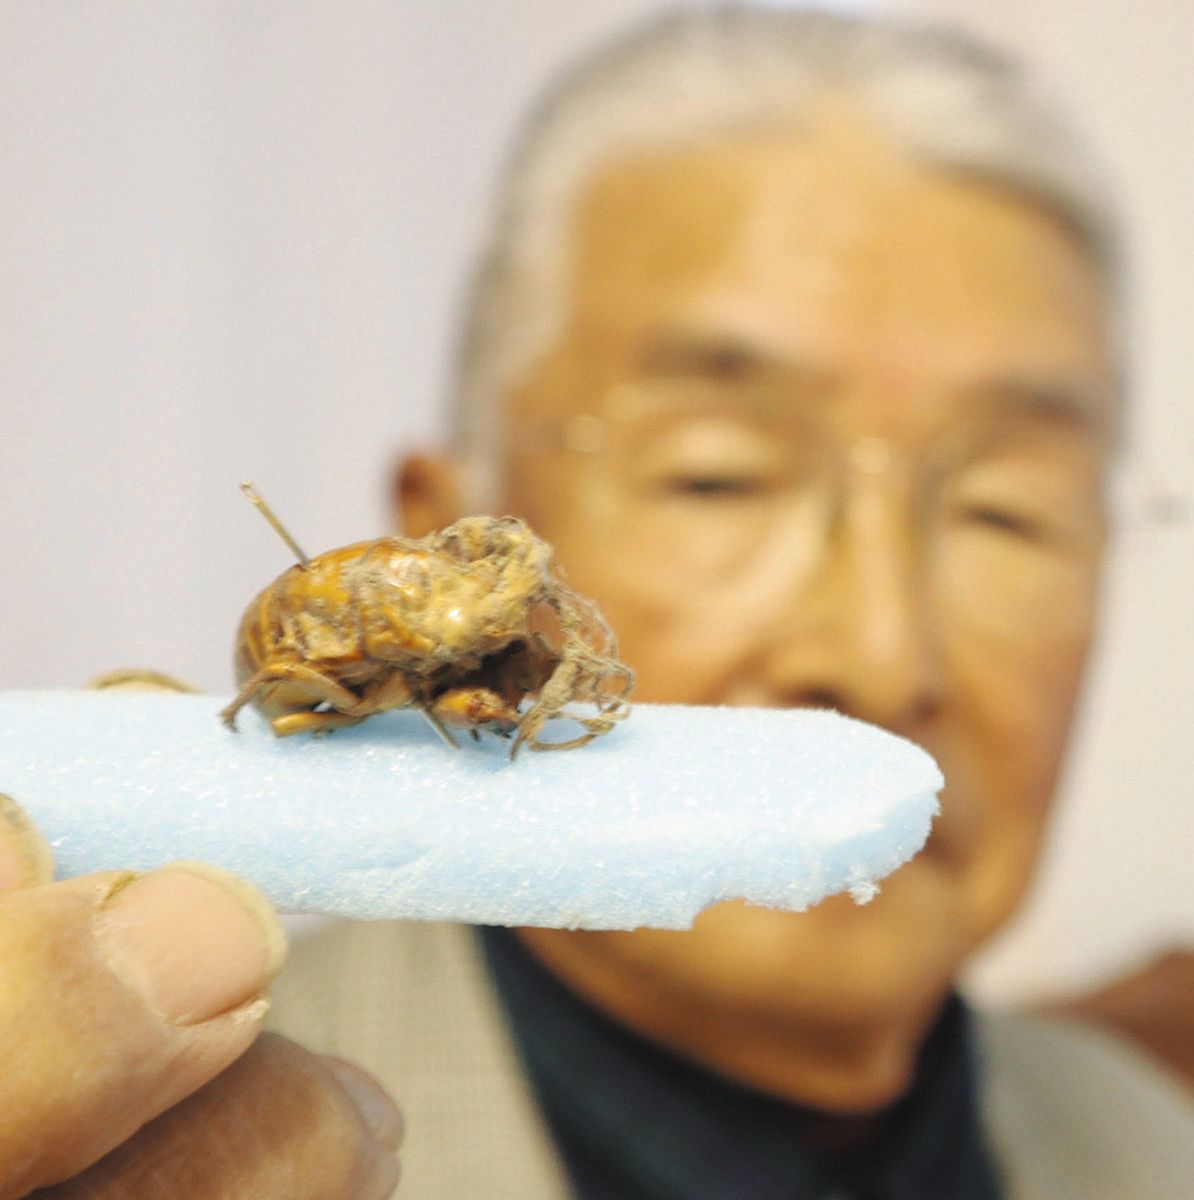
[220,485,633,757]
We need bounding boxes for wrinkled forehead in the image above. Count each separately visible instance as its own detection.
[569,118,924,296]
[509,120,1118,445]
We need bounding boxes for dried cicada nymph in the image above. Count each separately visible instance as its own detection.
[220,487,633,757]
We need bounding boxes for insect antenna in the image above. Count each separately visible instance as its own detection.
[239,482,311,568]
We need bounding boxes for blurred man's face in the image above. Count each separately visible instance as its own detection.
[405,118,1116,1108]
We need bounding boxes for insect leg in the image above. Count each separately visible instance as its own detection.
[358,670,416,712]
[416,704,460,749]
[219,676,269,729]
[219,662,372,732]
[270,710,367,736]
[510,644,631,758]
[509,654,583,759]
[354,671,458,746]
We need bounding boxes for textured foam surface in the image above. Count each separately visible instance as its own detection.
[0,691,940,929]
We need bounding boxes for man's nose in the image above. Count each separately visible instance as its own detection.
[759,468,944,734]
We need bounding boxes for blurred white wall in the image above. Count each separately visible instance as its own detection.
[1,1,1190,1002]
[1,0,663,692]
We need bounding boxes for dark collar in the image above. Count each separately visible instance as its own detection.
[479,925,1004,1200]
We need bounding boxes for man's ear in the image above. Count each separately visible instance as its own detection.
[392,451,468,536]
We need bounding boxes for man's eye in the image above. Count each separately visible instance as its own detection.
[959,503,1047,540]
[662,474,768,498]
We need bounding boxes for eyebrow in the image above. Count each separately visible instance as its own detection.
[972,377,1116,439]
[638,325,832,389]
[635,325,1118,437]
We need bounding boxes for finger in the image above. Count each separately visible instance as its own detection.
[319,1055,405,1153]
[0,792,54,892]
[85,670,199,693]
[0,862,287,1198]
[29,1035,402,1200]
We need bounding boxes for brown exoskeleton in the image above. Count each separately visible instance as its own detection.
[220,485,634,757]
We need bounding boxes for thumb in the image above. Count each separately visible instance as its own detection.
[0,800,286,1198]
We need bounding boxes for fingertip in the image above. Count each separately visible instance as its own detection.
[320,1055,405,1151]
[0,792,54,890]
[95,863,289,1027]
[317,1054,403,1197]
[365,1150,402,1199]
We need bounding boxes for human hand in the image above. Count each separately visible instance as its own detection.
[0,793,402,1198]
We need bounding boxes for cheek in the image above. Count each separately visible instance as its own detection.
[944,548,1100,792]
[936,536,1102,804]
[506,471,771,703]
[946,634,1089,838]
[612,616,758,704]
[937,610,1096,942]
[554,541,760,704]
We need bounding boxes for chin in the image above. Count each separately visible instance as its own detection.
[713,860,966,1003]
[625,902,957,1110]
[521,858,975,1108]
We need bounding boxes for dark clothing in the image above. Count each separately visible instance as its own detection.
[481,925,1003,1200]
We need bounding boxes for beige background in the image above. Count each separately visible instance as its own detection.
[2,1,1190,1002]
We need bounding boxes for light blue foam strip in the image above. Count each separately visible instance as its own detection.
[0,691,940,930]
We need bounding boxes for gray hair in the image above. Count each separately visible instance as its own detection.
[451,4,1120,507]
